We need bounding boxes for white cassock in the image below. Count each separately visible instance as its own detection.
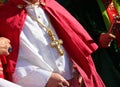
[0,78,22,87]
[12,1,73,87]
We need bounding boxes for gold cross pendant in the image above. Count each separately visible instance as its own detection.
[27,12,64,56]
[47,29,64,56]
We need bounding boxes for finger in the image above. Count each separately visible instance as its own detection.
[62,80,70,87]
[5,38,10,43]
[0,37,10,43]
[57,83,64,87]
[78,76,84,87]
[78,76,82,84]
[108,39,113,47]
[108,33,116,39]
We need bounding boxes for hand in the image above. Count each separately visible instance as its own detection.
[71,74,83,87]
[99,33,116,48]
[0,37,11,55]
[45,73,70,87]
[78,75,83,87]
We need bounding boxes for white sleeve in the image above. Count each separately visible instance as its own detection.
[12,59,52,87]
[0,78,22,87]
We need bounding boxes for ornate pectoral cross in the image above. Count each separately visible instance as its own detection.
[47,29,64,56]
[27,12,64,55]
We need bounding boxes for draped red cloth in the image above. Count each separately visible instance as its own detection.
[0,0,105,87]
[0,58,4,78]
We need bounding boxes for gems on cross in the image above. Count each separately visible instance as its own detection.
[50,39,64,56]
[47,29,64,56]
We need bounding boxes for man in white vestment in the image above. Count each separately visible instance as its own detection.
[0,0,105,87]
[12,0,80,87]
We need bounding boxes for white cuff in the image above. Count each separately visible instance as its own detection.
[0,78,22,87]
[13,63,52,87]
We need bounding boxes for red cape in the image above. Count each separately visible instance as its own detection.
[0,0,105,87]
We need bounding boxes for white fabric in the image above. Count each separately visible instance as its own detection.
[12,3,73,87]
[0,78,22,87]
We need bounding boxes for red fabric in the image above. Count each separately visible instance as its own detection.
[67,78,82,87]
[0,58,4,78]
[102,0,120,48]
[113,21,120,48]
[0,0,105,87]
[102,0,118,23]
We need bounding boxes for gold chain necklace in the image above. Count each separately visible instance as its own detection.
[27,12,64,56]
